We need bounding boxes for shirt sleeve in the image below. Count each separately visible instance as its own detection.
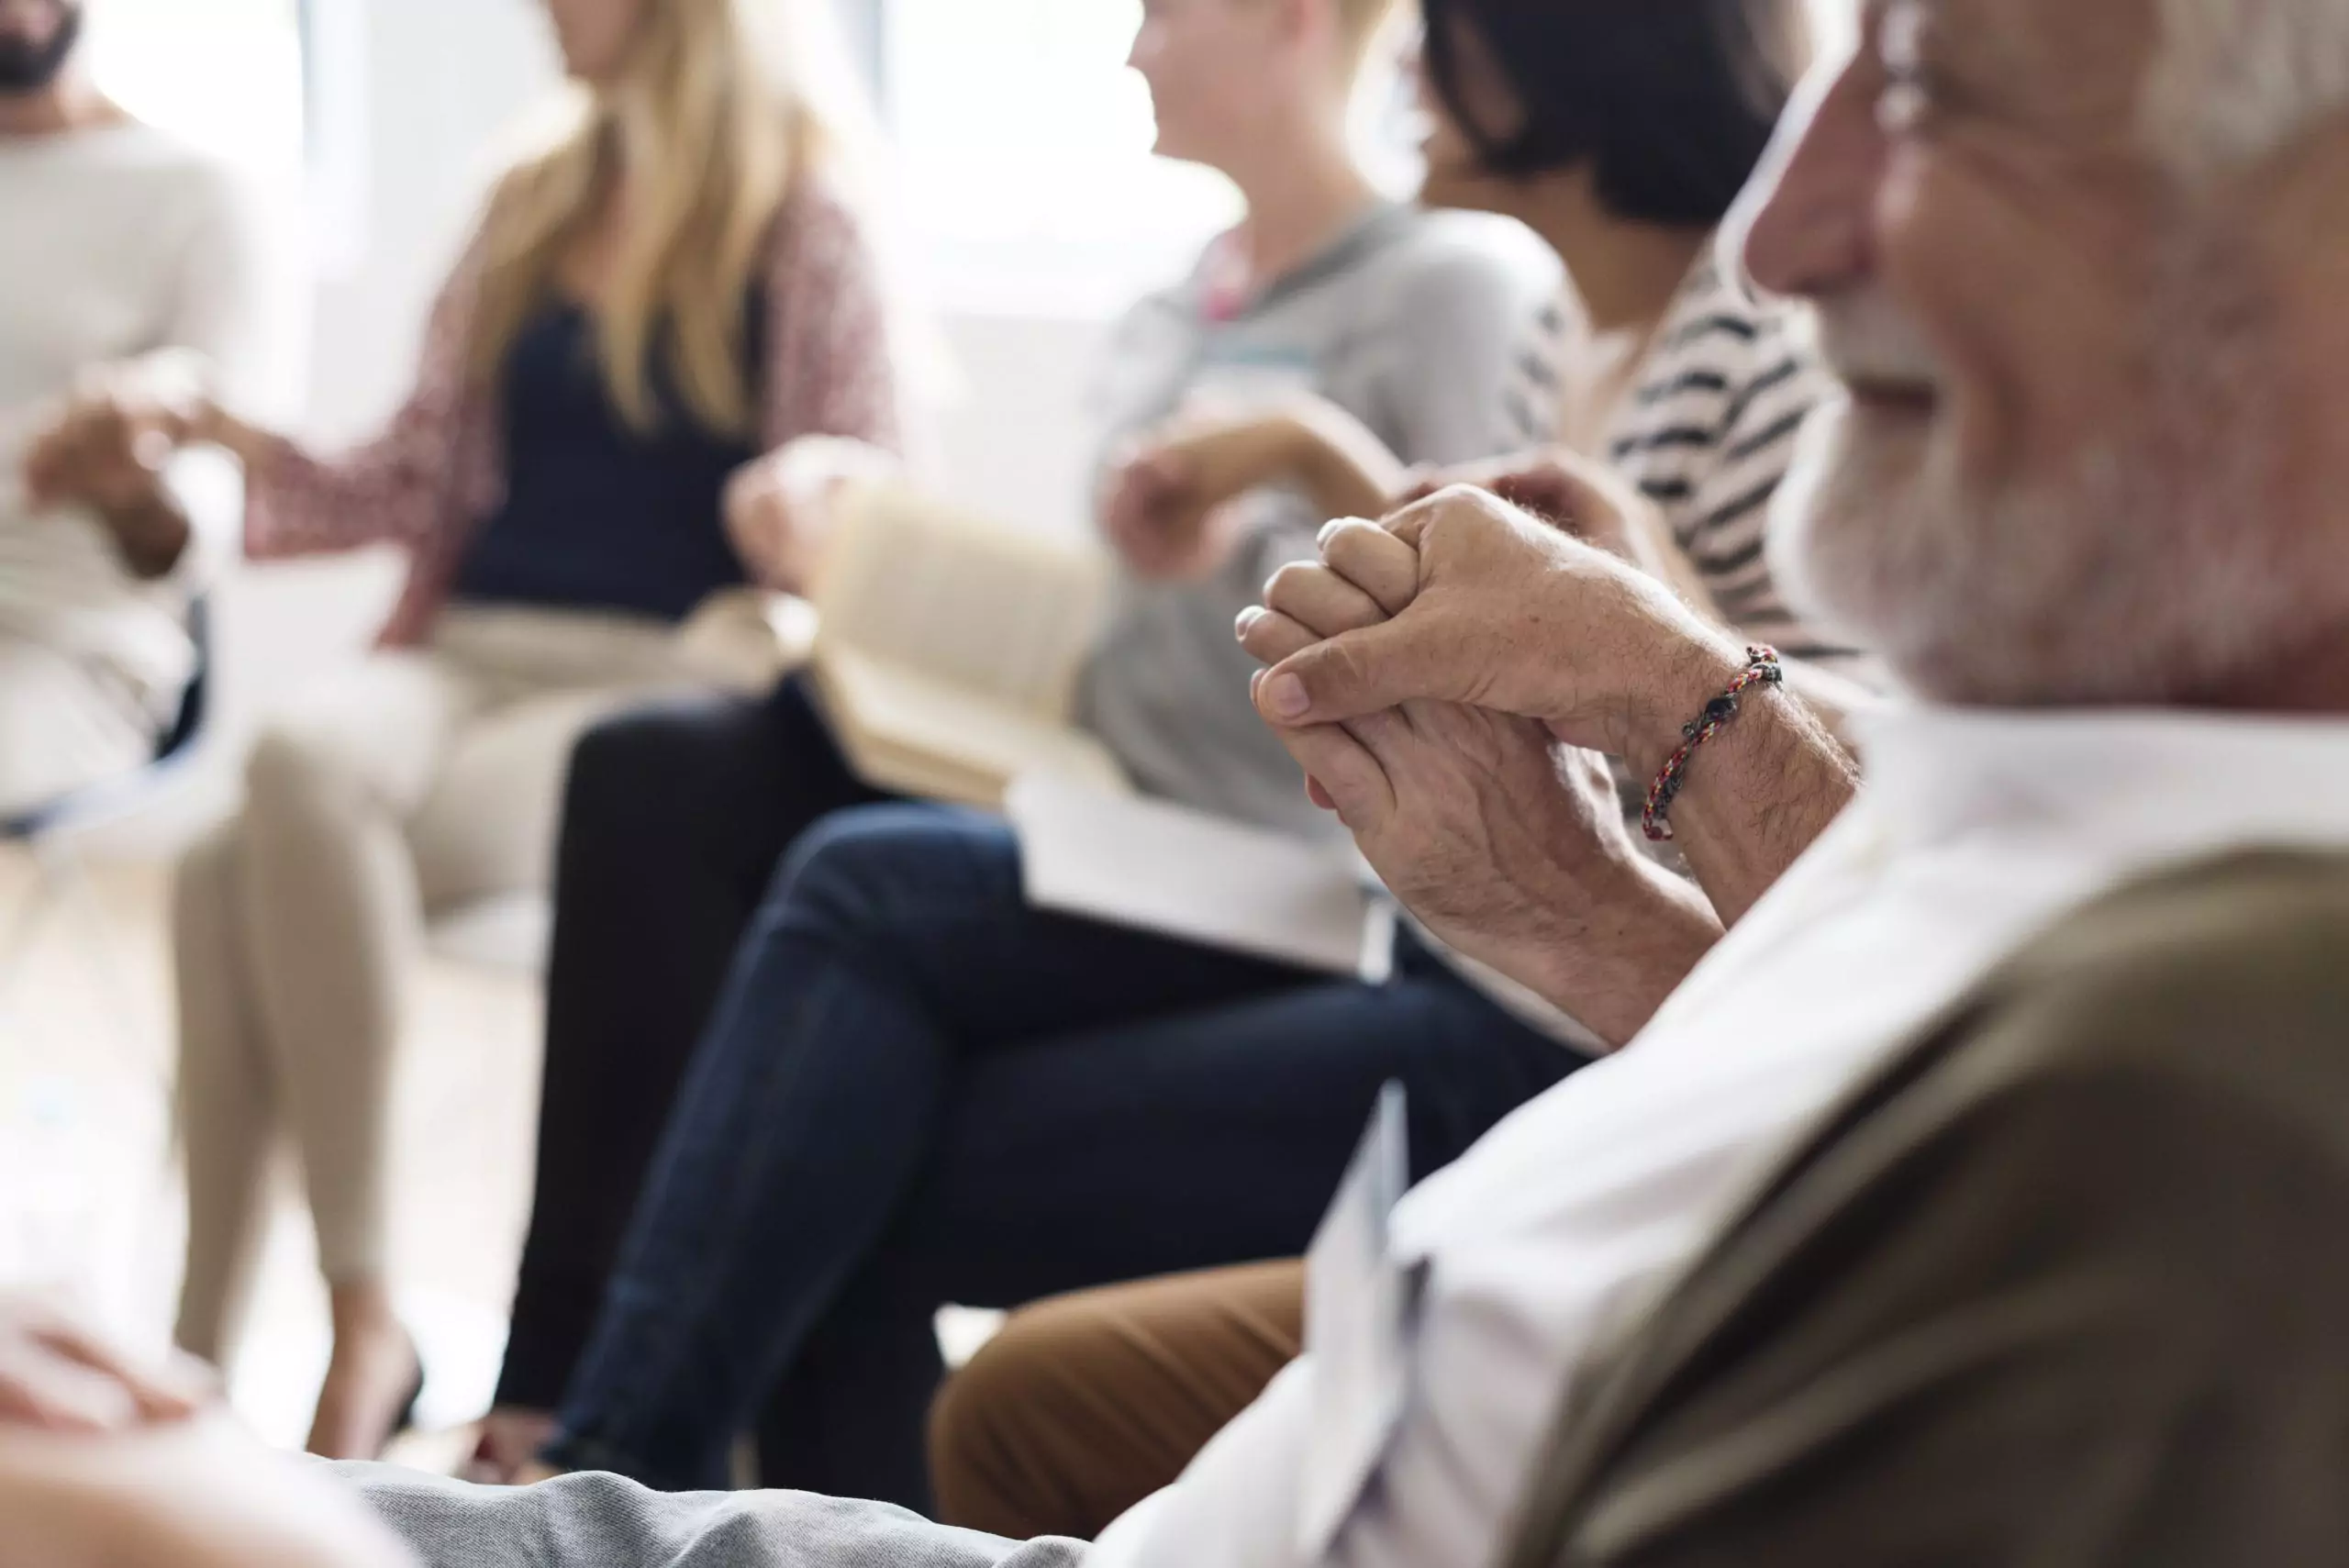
[156,161,302,587]
[1508,987,2349,1567]
[241,214,499,565]
[759,173,907,459]
[1090,1358,1320,1568]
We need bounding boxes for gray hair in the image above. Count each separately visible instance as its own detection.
[2143,0,2349,183]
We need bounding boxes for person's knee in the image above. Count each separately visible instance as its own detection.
[242,721,362,825]
[560,695,766,857]
[929,1301,1094,1531]
[774,806,1009,936]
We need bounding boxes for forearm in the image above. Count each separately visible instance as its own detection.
[1284,406,1405,523]
[1499,857,1726,1049]
[1625,653,1860,926]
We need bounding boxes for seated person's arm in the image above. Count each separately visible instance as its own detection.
[1239,486,1857,1027]
[1102,396,1407,583]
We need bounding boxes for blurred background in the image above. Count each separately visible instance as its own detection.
[5,0,1857,1454]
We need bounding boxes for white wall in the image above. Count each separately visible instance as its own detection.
[96,0,1108,858]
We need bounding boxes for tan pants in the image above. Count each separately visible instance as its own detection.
[171,606,705,1366]
[928,1260,1305,1541]
[0,633,155,819]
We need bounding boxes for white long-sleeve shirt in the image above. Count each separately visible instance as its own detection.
[1091,703,2349,1568]
[0,118,294,711]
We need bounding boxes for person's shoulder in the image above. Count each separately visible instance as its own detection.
[1636,251,1830,419]
[1946,850,2349,1132]
[1362,206,1564,313]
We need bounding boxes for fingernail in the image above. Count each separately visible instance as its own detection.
[1318,517,1366,548]
[1235,606,1264,640]
[1264,673,1309,718]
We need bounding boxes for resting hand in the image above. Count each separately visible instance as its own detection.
[724,435,903,594]
[0,1298,216,1435]
[1240,522,1720,1041]
[1097,417,1280,582]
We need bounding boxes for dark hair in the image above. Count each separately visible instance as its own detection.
[1420,0,1804,227]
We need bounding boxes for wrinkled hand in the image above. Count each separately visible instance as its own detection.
[1244,485,1742,774]
[1100,413,1296,582]
[1394,445,1694,594]
[0,1299,216,1434]
[724,435,903,593]
[1239,520,1720,1040]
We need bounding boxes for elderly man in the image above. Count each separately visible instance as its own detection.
[337,0,2349,1561]
[0,0,284,816]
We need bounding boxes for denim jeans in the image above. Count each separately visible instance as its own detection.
[547,803,1584,1503]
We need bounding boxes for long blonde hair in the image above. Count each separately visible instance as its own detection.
[469,0,869,438]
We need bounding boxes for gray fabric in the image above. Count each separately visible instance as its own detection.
[336,1463,1089,1568]
[1077,204,1561,839]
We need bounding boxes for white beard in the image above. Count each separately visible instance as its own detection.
[1771,230,2343,707]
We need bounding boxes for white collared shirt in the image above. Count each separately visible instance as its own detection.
[1091,704,2349,1568]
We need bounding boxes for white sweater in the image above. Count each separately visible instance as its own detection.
[0,120,293,711]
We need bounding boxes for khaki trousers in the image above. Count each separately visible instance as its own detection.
[172,606,705,1366]
[928,1259,1306,1541]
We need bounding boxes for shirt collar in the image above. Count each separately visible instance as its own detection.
[1849,702,2349,865]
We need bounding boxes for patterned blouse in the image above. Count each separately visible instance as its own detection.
[243,174,904,647]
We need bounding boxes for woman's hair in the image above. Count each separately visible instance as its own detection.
[1420,0,1809,227]
[469,0,874,438]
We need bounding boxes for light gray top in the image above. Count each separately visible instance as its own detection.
[1077,203,1562,837]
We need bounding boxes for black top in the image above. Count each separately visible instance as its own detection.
[452,294,765,623]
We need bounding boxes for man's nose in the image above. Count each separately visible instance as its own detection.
[1738,51,1884,301]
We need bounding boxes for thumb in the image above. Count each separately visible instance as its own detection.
[1254,617,1433,727]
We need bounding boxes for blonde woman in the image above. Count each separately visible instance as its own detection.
[167,0,904,1461]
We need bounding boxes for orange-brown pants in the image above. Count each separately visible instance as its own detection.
[929,1259,1306,1541]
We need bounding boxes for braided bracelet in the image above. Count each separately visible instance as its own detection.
[1641,646,1784,843]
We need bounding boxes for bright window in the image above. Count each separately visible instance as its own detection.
[884,0,1241,317]
[84,0,308,196]
[883,0,1866,317]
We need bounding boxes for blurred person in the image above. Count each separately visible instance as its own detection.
[160,0,907,1462]
[0,0,286,817]
[0,1298,415,1568]
[331,0,2349,1560]
[476,0,1565,1500]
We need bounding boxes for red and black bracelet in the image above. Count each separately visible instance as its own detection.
[1641,646,1784,843]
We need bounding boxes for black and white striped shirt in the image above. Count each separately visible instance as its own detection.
[1518,252,1865,673]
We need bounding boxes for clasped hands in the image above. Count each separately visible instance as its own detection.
[1234,461,1741,1048]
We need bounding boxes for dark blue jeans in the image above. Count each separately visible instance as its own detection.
[546,803,1583,1503]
